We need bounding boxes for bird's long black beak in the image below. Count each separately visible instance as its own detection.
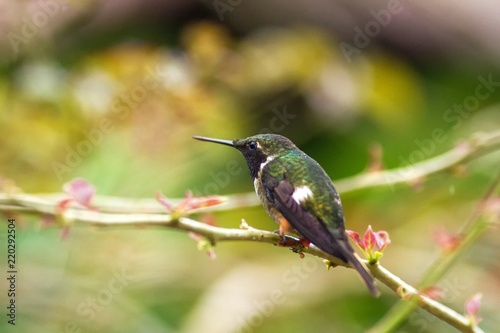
[193,136,234,147]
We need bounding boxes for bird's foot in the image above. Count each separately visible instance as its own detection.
[273,230,300,247]
[272,230,306,257]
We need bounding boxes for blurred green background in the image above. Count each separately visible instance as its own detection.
[0,0,499,332]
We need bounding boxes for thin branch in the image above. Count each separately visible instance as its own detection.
[0,200,486,332]
[369,265,480,333]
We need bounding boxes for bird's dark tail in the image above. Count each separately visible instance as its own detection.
[348,251,380,297]
[332,239,380,297]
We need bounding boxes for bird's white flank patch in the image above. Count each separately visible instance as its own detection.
[292,185,313,204]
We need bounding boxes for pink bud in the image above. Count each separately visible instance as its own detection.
[348,226,391,261]
[188,231,202,242]
[374,230,391,251]
[63,178,95,208]
[421,286,444,300]
[346,230,365,250]
[197,196,226,208]
[433,226,461,252]
[156,192,174,213]
[157,191,225,215]
[364,225,377,252]
[206,249,217,260]
[465,293,482,319]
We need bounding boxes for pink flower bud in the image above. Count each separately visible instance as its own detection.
[465,293,482,324]
[62,178,95,208]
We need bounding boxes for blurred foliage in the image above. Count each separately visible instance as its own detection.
[1,1,500,333]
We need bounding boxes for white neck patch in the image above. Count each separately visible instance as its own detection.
[259,155,275,171]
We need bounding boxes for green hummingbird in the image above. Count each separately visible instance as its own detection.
[193,134,379,296]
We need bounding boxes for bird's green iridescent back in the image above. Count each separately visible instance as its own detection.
[264,149,346,230]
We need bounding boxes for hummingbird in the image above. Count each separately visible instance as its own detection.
[193,134,379,296]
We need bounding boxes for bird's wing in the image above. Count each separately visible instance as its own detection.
[262,159,379,296]
[263,173,348,262]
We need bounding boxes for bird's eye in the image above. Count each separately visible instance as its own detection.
[248,141,257,150]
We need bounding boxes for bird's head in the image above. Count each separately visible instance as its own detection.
[193,134,298,178]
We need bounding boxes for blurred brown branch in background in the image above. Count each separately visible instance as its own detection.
[2,130,498,215]
[335,130,500,193]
